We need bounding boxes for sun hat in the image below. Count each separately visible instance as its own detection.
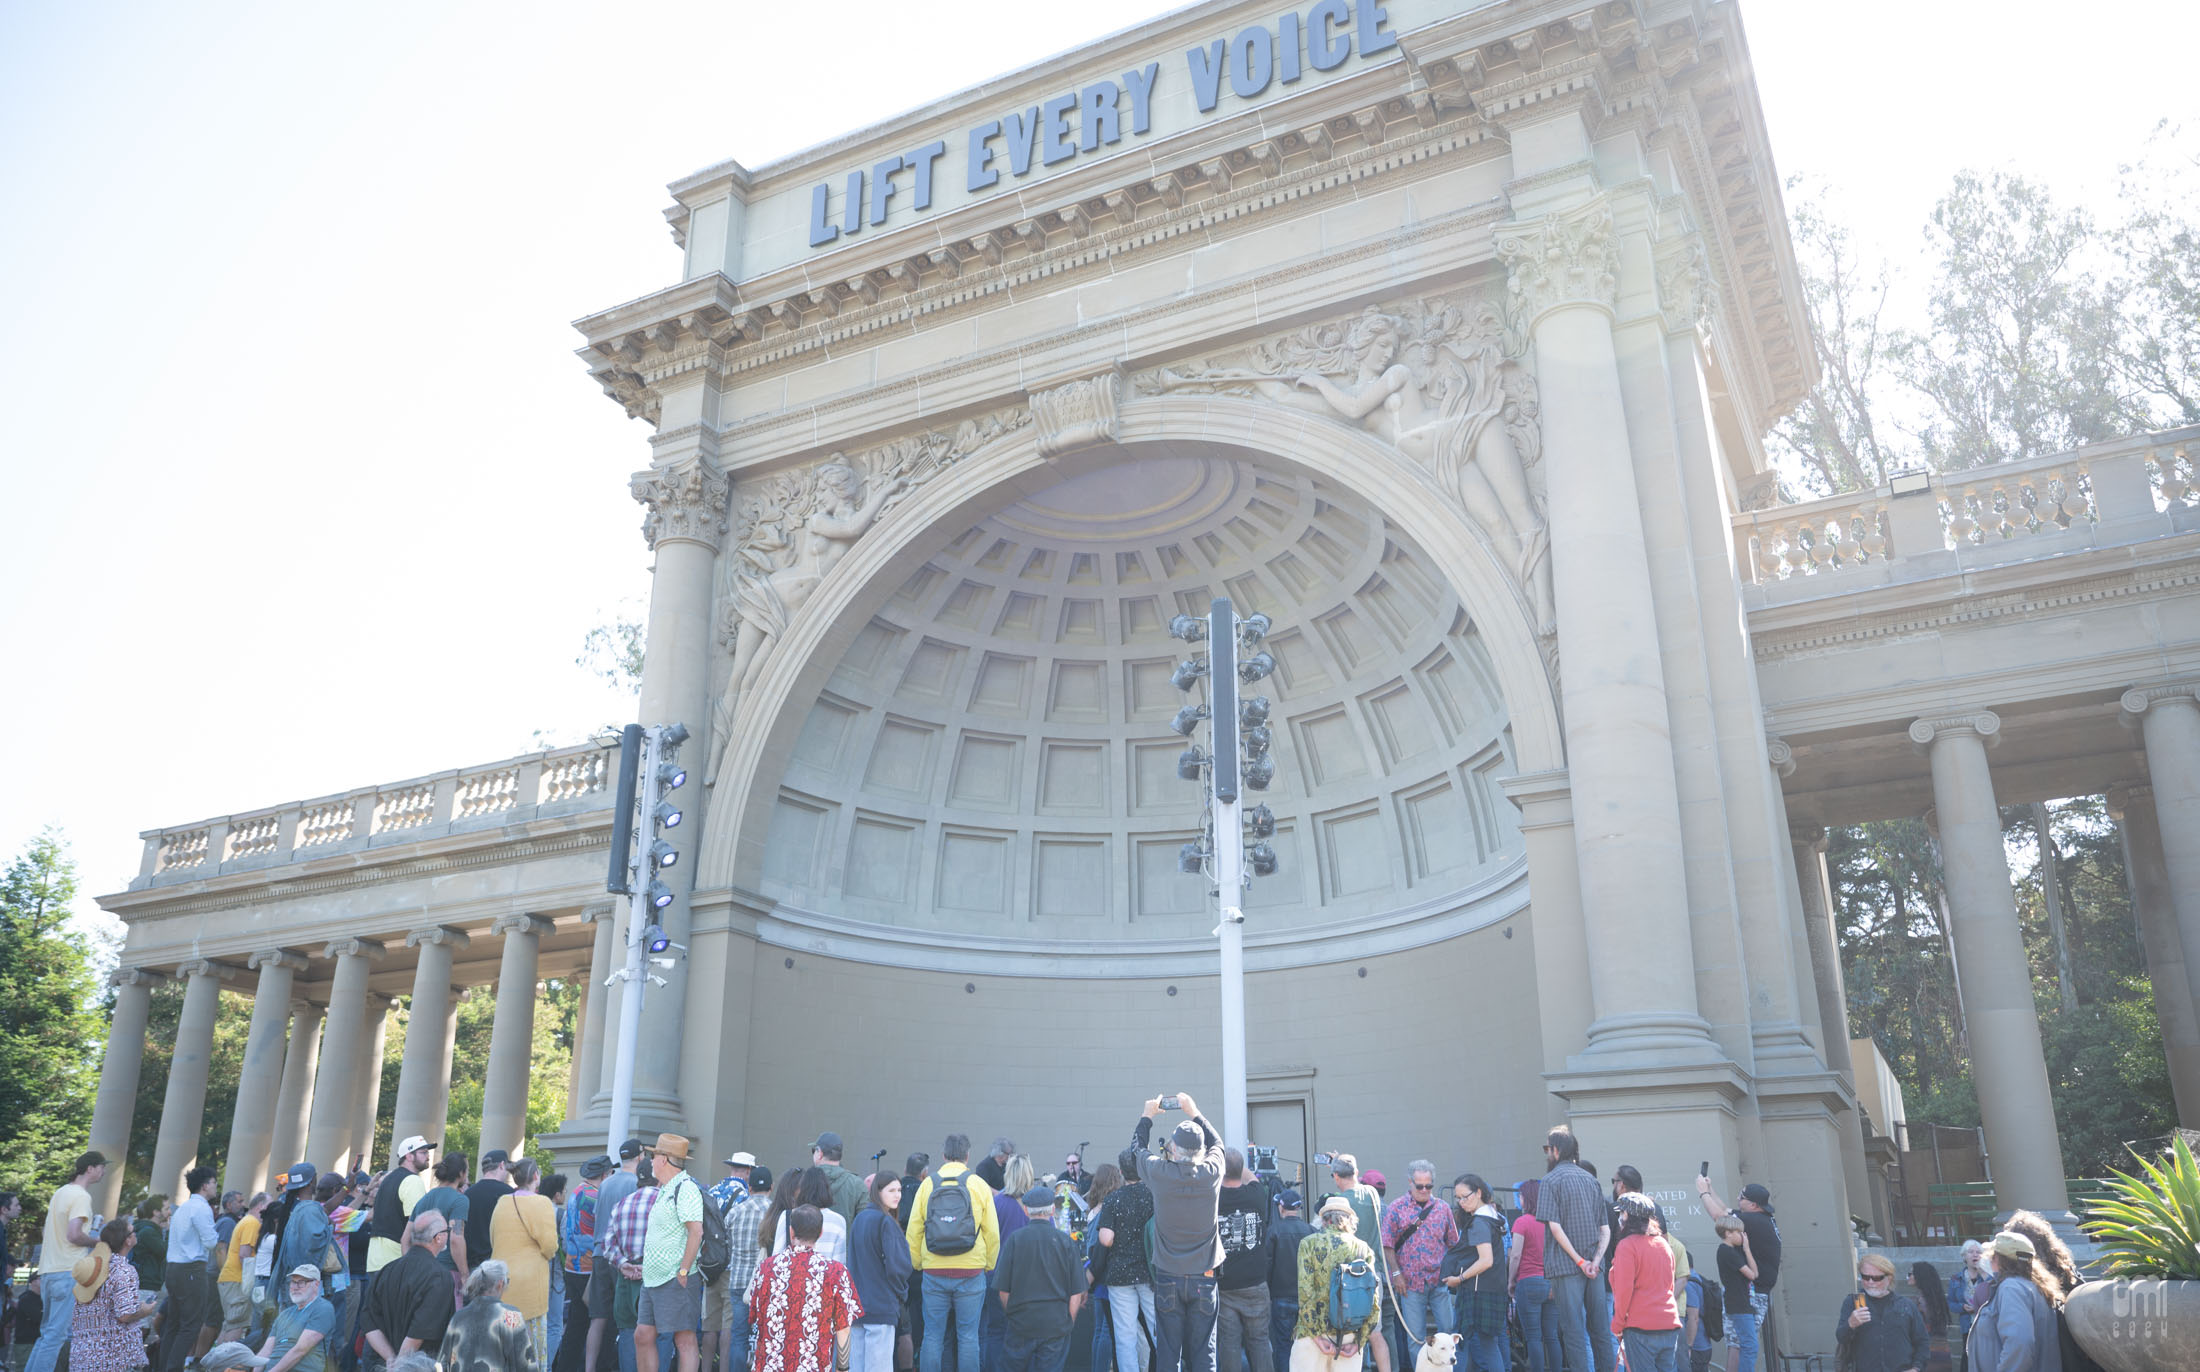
[724,1151,758,1168]
[649,1133,692,1164]
[1318,1196,1354,1219]
[71,1245,113,1303]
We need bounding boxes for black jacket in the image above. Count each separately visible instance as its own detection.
[1833,1292,1928,1372]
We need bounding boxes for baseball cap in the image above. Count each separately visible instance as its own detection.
[395,1135,435,1157]
[1170,1121,1204,1151]
[813,1132,843,1153]
[1363,1169,1387,1189]
[287,1265,322,1282]
[619,1138,645,1160]
[749,1165,773,1192]
[1739,1183,1772,1206]
[1990,1231,2036,1261]
[580,1156,614,1180]
[351,1171,372,1189]
[480,1149,511,1168]
[1022,1186,1057,1208]
[724,1151,758,1168]
[1275,1189,1304,1210]
[283,1163,316,1192]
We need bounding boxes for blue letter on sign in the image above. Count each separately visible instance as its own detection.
[1279,12,1304,84]
[1229,25,1274,99]
[1356,0,1396,54]
[1004,106,1042,176]
[1040,93,1077,166]
[1309,0,1351,70]
[808,182,838,247]
[868,156,905,226]
[1079,81,1121,153]
[967,121,1001,192]
[1185,39,1226,112]
[908,140,947,209]
[1122,62,1160,134]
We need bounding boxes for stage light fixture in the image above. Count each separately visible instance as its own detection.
[1171,703,1210,737]
[1244,804,1276,839]
[1168,614,1209,642]
[1171,658,1207,691]
[1238,651,1275,683]
[1242,754,1275,790]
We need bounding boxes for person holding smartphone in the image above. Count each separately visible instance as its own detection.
[1134,1093,1225,1372]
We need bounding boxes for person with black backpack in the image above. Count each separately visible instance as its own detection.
[904,1134,1000,1372]
[1680,1253,1720,1372]
[633,1134,710,1372]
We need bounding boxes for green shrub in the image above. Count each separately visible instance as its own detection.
[2082,1134,2200,1279]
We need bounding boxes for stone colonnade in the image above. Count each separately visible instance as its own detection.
[85,912,590,1217]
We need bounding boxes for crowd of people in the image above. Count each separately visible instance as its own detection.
[0,1110,2087,1372]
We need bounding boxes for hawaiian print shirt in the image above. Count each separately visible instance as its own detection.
[751,1249,861,1372]
[1380,1195,1459,1292]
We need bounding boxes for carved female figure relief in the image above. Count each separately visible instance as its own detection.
[706,458,905,781]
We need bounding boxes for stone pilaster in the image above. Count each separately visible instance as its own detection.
[392,927,469,1149]
[225,950,307,1195]
[150,959,234,1200]
[90,968,164,1218]
[2109,781,2200,1125]
[1911,712,2071,1218]
[304,938,384,1172]
[481,913,554,1156]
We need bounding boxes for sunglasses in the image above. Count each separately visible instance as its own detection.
[1412,1182,1434,1192]
[1861,1273,1893,1283]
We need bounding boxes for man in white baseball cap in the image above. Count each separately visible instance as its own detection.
[368,1137,437,1274]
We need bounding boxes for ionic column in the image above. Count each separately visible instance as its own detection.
[392,927,469,1149]
[349,997,391,1173]
[2110,781,2200,1124]
[150,960,234,1201]
[1911,713,2071,1216]
[575,903,617,1113]
[480,913,555,1155]
[1494,198,1718,1064]
[2122,686,2200,1070]
[627,455,727,1115]
[89,968,165,1218]
[268,1001,323,1171]
[225,950,308,1195]
[304,938,383,1172]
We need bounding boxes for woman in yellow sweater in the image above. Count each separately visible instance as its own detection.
[489,1159,563,1364]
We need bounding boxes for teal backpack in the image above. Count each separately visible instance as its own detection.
[1328,1253,1380,1333]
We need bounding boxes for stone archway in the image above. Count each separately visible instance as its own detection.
[696,389,1566,912]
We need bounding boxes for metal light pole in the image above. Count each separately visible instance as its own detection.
[602,722,690,1153]
[605,724,661,1153]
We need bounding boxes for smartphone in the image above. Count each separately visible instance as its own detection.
[1160,1094,1181,1110]
[1699,1161,1710,1178]
[1313,1152,1334,1167]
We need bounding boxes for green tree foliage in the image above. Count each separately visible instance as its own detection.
[0,832,103,1209]
[438,977,578,1166]
[1831,799,2176,1176]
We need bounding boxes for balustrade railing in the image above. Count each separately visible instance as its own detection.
[1734,425,2200,587]
[138,738,619,884]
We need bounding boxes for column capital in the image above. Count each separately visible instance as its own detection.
[582,901,620,925]
[1653,231,1719,337]
[1908,711,2002,751]
[2106,781,2155,817]
[630,453,729,552]
[405,925,472,951]
[1494,197,1618,330]
[323,937,387,962]
[1768,736,1797,779]
[175,958,239,983]
[248,948,310,973]
[492,912,556,939]
[111,966,168,989]
[1789,821,1829,852]
[1497,768,1572,831]
[1029,365,1125,458]
[2121,682,2200,719]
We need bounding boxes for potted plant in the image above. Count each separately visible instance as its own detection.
[2067,1135,2200,1371]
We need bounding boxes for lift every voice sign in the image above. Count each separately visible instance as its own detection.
[808,0,1400,248]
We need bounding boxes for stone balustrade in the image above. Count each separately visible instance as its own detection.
[1732,424,2200,595]
[135,739,616,887]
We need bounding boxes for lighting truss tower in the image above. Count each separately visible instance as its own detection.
[603,720,690,1151]
[1171,598,1277,1146]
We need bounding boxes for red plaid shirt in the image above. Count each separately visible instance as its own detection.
[601,1185,660,1268]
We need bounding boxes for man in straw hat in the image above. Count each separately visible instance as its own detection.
[634,1136,706,1372]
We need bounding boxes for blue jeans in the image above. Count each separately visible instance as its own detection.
[923,1272,986,1372]
[1583,1281,1614,1372]
[982,1290,1007,1372]
[1514,1277,1559,1372]
[1620,1330,1678,1372]
[1267,1301,1297,1372]
[1727,1310,1759,1372]
[1108,1284,1156,1372]
[28,1271,73,1372]
[725,1291,752,1372]
[852,1324,898,1372]
[1465,1328,1509,1372]
[1546,1274,1592,1372]
[1394,1285,1455,1367]
[1153,1274,1218,1372]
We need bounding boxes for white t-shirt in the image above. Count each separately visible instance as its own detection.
[42,1183,93,1273]
[752,1211,848,1288]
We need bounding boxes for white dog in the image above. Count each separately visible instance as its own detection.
[1414,1332,1461,1372]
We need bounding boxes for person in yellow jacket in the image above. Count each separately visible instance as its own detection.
[488,1160,562,1366]
[902,1134,1000,1372]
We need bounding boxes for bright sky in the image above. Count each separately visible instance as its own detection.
[2,0,2191,933]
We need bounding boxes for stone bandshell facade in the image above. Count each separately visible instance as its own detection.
[112,3,2200,1358]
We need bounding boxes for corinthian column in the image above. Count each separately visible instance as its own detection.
[480,913,555,1155]
[392,927,468,1149]
[269,1001,322,1172]
[2109,783,2200,1124]
[225,950,308,1195]
[305,939,383,1172]
[151,960,234,1200]
[625,454,727,1121]
[1494,197,1717,1066]
[1911,712,2070,1218]
[90,968,165,1218]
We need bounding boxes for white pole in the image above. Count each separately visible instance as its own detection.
[1216,789,1248,1149]
[605,727,659,1152]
